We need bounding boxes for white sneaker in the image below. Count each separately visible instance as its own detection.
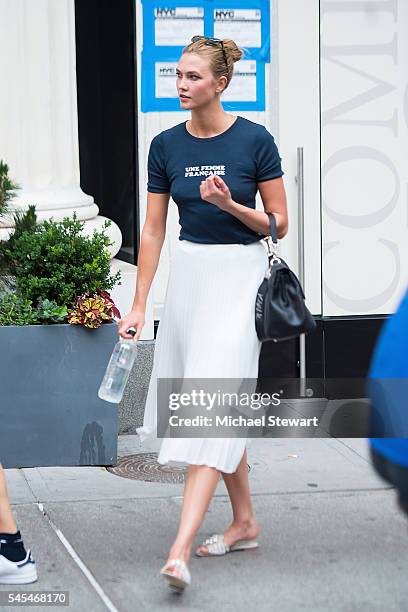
[0,549,38,584]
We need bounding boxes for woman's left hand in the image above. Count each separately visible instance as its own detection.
[200,174,233,211]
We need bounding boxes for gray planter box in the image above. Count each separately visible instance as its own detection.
[0,322,119,468]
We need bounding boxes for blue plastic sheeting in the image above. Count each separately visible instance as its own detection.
[367,287,408,468]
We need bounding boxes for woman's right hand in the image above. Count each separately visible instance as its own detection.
[117,308,145,342]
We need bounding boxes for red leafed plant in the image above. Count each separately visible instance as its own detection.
[66,290,121,329]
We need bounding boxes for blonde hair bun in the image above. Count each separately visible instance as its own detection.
[222,39,243,63]
[183,36,244,91]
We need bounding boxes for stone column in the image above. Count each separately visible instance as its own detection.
[0,0,121,256]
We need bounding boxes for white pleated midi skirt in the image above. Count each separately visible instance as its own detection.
[136,238,269,474]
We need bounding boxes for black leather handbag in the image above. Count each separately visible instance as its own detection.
[255,213,316,342]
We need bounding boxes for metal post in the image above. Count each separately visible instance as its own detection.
[297,147,307,396]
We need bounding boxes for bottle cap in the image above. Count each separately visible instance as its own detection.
[127,329,137,337]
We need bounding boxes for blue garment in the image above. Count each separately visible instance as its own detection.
[147,116,284,244]
[367,287,408,468]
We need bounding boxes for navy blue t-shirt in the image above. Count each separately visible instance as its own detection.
[147,116,284,244]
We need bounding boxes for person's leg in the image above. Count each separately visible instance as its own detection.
[196,449,260,555]
[0,464,18,534]
[165,463,221,572]
[0,463,37,584]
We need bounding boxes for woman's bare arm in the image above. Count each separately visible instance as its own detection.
[131,192,170,311]
[257,177,288,238]
[215,177,289,239]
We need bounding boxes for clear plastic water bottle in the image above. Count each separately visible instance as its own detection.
[98,329,138,403]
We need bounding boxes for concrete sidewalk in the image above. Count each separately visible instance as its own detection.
[1,437,408,611]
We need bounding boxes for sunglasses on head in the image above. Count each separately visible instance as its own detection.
[191,35,228,68]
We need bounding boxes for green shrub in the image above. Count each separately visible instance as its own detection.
[0,293,68,326]
[1,208,122,310]
[0,161,122,326]
[0,292,39,325]
[36,298,69,323]
[0,161,21,291]
[0,160,18,221]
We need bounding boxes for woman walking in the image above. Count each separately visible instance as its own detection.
[118,35,288,591]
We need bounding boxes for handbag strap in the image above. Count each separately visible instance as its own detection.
[264,213,279,260]
[267,213,278,244]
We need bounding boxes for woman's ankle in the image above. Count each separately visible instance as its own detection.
[228,517,260,540]
[221,517,260,547]
[232,515,258,529]
[0,523,18,534]
[167,545,191,564]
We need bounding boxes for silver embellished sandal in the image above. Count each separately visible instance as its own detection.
[160,558,191,591]
[195,533,259,557]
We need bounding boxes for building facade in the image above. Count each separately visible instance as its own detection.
[2,0,407,385]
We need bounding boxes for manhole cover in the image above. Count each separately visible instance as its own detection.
[106,453,188,483]
[107,454,252,483]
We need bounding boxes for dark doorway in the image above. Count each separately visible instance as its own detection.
[74,0,139,265]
